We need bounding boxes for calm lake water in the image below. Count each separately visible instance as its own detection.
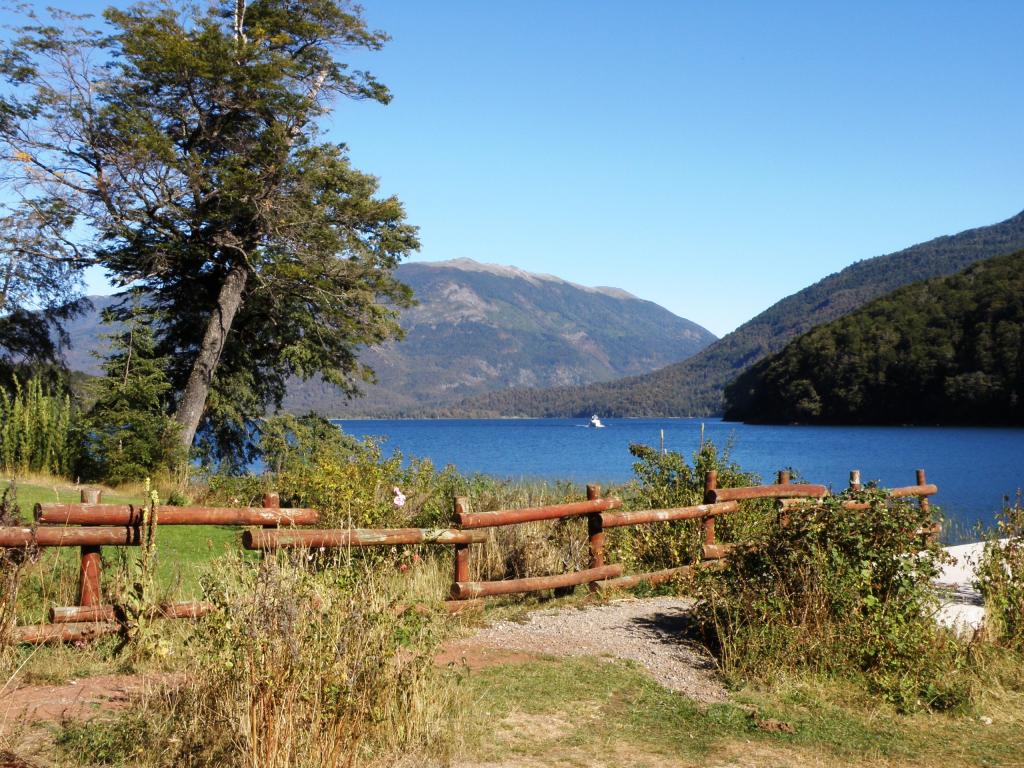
[331,417,1024,535]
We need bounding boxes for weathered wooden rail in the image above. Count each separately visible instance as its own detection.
[2,466,940,644]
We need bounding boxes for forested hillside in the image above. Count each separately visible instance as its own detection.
[724,251,1024,424]
[452,209,1024,417]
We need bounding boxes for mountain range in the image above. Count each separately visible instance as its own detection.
[60,259,717,415]
[450,209,1024,417]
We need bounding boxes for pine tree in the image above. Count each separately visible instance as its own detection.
[84,305,182,484]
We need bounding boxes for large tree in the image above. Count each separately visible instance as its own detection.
[0,1,418,461]
[0,199,85,380]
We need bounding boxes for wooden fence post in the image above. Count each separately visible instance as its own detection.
[587,484,604,592]
[776,469,791,527]
[453,497,471,596]
[703,471,718,548]
[78,488,102,607]
[916,469,937,544]
[849,470,862,491]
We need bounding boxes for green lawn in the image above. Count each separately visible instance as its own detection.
[458,656,1024,767]
[4,480,244,624]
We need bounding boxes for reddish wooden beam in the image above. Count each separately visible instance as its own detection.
[887,483,938,499]
[35,503,319,527]
[450,564,622,599]
[243,527,488,550]
[455,497,621,529]
[702,543,734,560]
[595,565,693,590]
[707,483,827,503]
[11,622,119,645]
[0,527,140,548]
[600,500,738,528]
[50,601,216,624]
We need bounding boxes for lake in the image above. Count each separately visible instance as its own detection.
[330,417,1024,535]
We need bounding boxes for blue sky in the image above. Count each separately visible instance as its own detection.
[69,1,1024,336]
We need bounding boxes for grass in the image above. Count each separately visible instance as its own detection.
[457,656,1024,767]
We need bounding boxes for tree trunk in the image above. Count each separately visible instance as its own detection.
[173,262,249,451]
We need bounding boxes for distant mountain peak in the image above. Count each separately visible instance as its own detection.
[412,258,640,301]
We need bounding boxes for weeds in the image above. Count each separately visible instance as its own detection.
[140,553,455,767]
[975,492,1024,651]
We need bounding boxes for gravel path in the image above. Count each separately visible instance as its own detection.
[448,596,727,703]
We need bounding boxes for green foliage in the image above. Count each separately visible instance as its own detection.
[725,251,1024,425]
[0,199,86,379]
[267,419,461,530]
[606,441,768,573]
[456,210,1024,418]
[0,375,76,475]
[975,494,1024,651]
[0,1,418,461]
[81,306,183,484]
[694,490,973,712]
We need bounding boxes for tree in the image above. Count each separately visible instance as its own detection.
[0,1,418,462]
[82,302,182,484]
[0,199,85,381]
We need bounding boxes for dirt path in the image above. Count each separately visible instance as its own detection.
[439,596,726,703]
[0,673,176,737]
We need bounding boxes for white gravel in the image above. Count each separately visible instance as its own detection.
[469,596,727,703]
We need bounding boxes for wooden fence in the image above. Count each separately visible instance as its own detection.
[1,469,938,644]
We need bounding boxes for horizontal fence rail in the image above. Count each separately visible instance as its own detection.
[35,503,320,527]
[455,498,621,529]
[451,564,623,599]
[244,527,489,550]
[49,601,216,624]
[0,526,140,548]
[705,483,828,503]
[600,501,737,528]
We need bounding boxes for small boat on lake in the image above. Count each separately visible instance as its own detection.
[589,414,605,428]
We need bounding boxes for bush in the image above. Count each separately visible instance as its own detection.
[694,489,973,712]
[605,441,770,574]
[976,493,1024,651]
[146,555,453,767]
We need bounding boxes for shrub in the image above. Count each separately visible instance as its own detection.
[147,554,454,767]
[605,441,770,574]
[976,493,1024,651]
[0,375,76,476]
[694,489,973,712]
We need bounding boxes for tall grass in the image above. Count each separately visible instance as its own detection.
[133,554,455,767]
[0,376,76,476]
